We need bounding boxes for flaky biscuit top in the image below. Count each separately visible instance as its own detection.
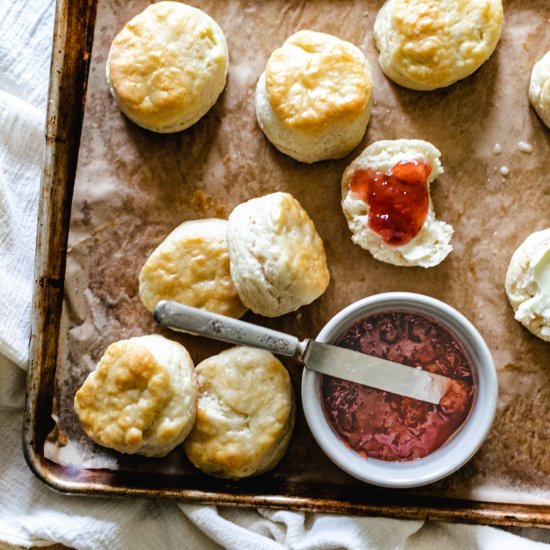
[184,347,294,478]
[265,30,372,129]
[139,219,246,319]
[108,2,227,128]
[227,192,330,317]
[74,335,196,456]
[379,0,502,89]
[75,341,173,449]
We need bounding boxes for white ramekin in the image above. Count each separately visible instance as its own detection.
[301,292,498,488]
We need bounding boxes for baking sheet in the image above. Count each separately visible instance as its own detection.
[46,0,550,506]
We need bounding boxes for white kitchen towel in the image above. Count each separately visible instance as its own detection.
[0,0,53,366]
[0,1,549,549]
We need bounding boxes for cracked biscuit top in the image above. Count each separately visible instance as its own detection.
[255,30,373,162]
[183,346,295,479]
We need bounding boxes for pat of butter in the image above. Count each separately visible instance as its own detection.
[517,246,550,320]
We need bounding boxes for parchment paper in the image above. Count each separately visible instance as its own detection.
[46,0,550,505]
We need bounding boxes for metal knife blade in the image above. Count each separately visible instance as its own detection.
[302,340,453,405]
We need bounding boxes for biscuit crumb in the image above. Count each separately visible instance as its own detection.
[523,32,533,52]
[517,141,533,154]
[191,189,228,218]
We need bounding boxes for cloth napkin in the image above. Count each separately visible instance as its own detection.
[0,1,549,548]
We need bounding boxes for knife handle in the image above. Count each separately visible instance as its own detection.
[154,300,301,357]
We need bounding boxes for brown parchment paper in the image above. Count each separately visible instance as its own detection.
[46,0,550,504]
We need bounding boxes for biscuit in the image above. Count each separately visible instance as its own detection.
[74,335,197,457]
[106,2,228,132]
[529,51,550,129]
[139,219,247,318]
[505,228,550,341]
[227,192,330,317]
[183,346,294,479]
[341,139,453,267]
[255,30,373,163]
[374,0,503,91]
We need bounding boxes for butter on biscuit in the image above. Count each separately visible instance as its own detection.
[505,229,550,341]
[529,51,550,129]
[341,139,453,268]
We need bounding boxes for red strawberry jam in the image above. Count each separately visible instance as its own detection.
[321,311,475,462]
[350,160,431,246]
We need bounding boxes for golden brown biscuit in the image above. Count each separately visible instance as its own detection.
[255,30,373,163]
[74,335,197,457]
[107,2,228,132]
[227,192,330,317]
[184,346,295,479]
[374,0,503,90]
[139,219,246,318]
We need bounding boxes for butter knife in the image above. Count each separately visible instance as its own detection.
[153,300,453,405]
